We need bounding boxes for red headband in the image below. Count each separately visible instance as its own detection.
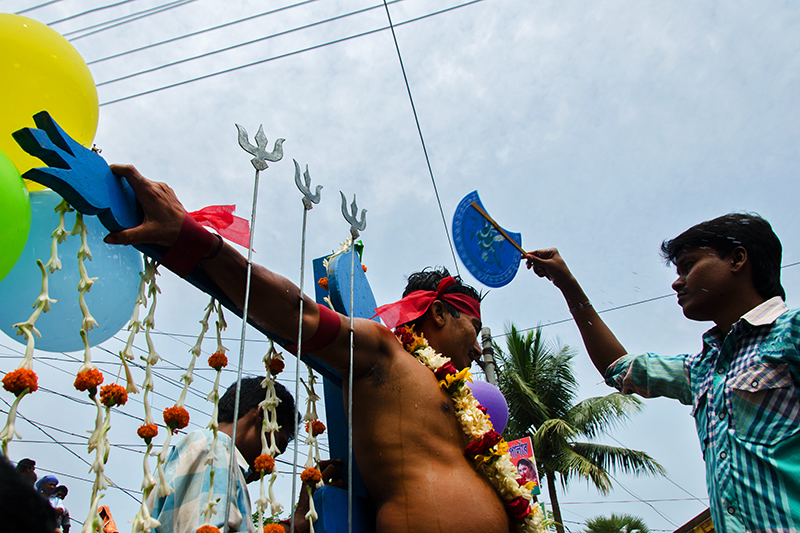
[372,276,481,329]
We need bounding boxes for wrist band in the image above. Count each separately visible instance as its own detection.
[569,301,592,314]
[287,304,342,355]
[159,211,217,278]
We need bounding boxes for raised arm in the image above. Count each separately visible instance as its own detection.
[103,165,388,374]
[525,248,627,375]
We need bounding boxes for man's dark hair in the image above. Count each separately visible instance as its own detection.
[0,457,57,533]
[54,486,68,498]
[15,458,35,471]
[218,377,297,440]
[660,213,785,300]
[402,267,482,327]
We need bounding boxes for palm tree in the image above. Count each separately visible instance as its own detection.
[584,513,650,533]
[494,324,665,533]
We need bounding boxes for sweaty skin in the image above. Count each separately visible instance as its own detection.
[105,165,511,533]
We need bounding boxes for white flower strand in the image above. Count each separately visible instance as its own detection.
[301,369,322,468]
[201,300,228,527]
[254,342,284,530]
[132,258,162,533]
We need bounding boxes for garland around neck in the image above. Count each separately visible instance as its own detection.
[393,325,550,533]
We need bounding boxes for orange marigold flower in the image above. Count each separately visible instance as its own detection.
[317,276,328,290]
[208,351,228,370]
[268,358,284,376]
[163,406,190,432]
[300,467,322,484]
[196,526,220,533]
[99,383,128,408]
[2,368,38,396]
[74,368,103,392]
[137,424,158,440]
[306,420,326,436]
[254,454,275,474]
[263,525,283,533]
[362,264,367,273]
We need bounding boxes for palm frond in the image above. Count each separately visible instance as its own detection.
[567,393,644,438]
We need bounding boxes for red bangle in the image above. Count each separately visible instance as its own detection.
[159,211,217,277]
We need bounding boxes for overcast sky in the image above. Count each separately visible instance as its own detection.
[2,0,799,531]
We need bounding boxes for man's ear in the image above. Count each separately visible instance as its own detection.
[730,246,748,273]
[429,300,447,327]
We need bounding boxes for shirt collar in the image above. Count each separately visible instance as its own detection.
[740,296,788,326]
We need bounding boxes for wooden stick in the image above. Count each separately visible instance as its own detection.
[470,201,527,255]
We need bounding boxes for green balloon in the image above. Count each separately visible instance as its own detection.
[0,149,31,281]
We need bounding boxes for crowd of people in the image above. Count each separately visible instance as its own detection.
[0,456,70,533]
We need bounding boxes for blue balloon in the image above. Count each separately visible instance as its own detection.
[0,190,142,352]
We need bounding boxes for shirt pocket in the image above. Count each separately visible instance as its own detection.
[728,362,800,445]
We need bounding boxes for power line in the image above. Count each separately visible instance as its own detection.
[95,0,406,87]
[48,0,143,25]
[14,0,64,15]
[99,0,486,106]
[382,0,460,276]
[64,0,197,40]
[87,0,325,65]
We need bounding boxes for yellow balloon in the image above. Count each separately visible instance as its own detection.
[0,14,99,184]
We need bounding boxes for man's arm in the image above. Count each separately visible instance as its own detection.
[525,248,627,375]
[103,165,388,375]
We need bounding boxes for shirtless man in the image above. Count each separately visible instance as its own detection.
[104,165,512,533]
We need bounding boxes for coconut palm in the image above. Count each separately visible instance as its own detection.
[494,324,665,533]
[584,513,650,533]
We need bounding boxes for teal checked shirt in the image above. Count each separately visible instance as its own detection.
[606,297,800,532]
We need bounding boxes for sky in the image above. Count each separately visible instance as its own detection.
[1,0,800,531]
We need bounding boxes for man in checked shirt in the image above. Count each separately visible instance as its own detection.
[527,213,800,532]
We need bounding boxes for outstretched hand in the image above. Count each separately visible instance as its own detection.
[103,164,185,248]
[524,248,575,289]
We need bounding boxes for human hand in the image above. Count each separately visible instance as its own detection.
[318,458,344,489]
[103,165,184,248]
[524,248,575,289]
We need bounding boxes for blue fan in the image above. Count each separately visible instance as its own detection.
[452,191,525,288]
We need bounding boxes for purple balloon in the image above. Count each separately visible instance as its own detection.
[468,380,509,433]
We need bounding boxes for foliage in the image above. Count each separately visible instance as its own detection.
[584,513,650,533]
[494,324,665,533]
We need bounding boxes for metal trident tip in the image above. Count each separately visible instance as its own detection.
[339,191,367,238]
[235,124,284,171]
[294,159,322,209]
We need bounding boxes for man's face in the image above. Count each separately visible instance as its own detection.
[439,309,482,370]
[672,246,736,322]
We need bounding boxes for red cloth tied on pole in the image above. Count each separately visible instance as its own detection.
[188,205,251,248]
[372,276,481,329]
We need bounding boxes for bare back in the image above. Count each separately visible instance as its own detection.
[346,326,511,533]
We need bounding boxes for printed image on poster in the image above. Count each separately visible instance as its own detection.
[507,436,541,496]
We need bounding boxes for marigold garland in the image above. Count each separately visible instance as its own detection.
[99,383,128,407]
[207,351,228,370]
[196,526,220,533]
[300,467,322,485]
[263,525,283,533]
[163,406,190,432]
[317,276,328,290]
[306,420,326,436]
[268,357,284,376]
[2,368,38,396]
[137,424,159,441]
[74,367,104,393]
[393,325,548,533]
[254,454,276,474]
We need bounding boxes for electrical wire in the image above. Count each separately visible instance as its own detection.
[47,0,144,25]
[95,0,406,87]
[99,0,487,106]
[64,0,197,40]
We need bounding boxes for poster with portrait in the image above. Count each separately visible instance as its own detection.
[507,436,541,496]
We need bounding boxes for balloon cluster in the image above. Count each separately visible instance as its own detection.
[0,14,142,351]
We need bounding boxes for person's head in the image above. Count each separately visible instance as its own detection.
[53,486,68,500]
[14,458,36,486]
[661,213,785,301]
[34,475,58,497]
[0,457,58,533]
[218,377,297,465]
[516,458,534,480]
[402,267,484,369]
